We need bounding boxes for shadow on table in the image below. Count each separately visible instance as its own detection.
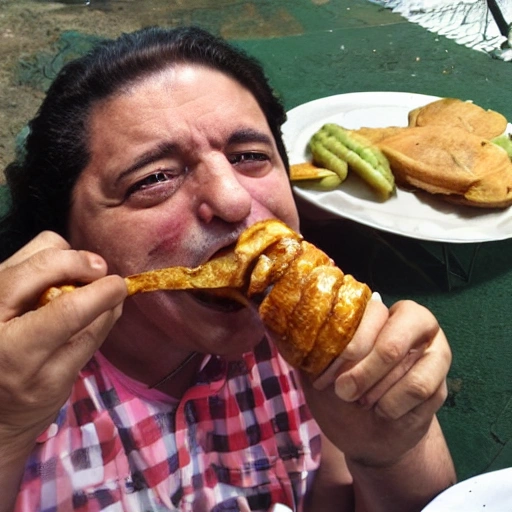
[299,215,512,294]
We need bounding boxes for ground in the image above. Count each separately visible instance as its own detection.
[0,1,139,178]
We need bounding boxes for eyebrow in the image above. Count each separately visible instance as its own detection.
[115,141,177,185]
[227,128,273,146]
[114,128,273,185]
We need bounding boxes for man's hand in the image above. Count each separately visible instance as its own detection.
[0,231,127,454]
[301,296,455,511]
[303,296,450,466]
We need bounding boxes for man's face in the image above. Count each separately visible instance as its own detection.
[68,64,299,357]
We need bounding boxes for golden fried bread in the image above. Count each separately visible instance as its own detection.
[376,126,512,208]
[446,168,512,208]
[408,98,508,140]
[256,237,371,376]
[289,162,343,191]
[40,220,372,377]
[301,274,371,375]
[350,126,408,145]
[257,240,333,367]
[290,162,335,180]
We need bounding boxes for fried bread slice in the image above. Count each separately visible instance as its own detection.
[408,98,508,140]
[350,126,408,145]
[376,126,512,208]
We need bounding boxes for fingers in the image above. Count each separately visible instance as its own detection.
[313,292,389,390]
[372,329,451,419]
[48,298,125,383]
[312,298,451,421]
[7,275,127,360]
[0,233,128,441]
[333,300,442,402]
[405,380,449,426]
[0,229,127,376]
[0,242,110,320]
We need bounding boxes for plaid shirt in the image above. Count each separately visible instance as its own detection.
[15,338,321,511]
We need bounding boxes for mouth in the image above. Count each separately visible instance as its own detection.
[189,289,249,312]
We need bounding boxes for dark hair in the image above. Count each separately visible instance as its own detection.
[0,26,289,260]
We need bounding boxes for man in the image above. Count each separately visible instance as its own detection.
[0,26,455,511]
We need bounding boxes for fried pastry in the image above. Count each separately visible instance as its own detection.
[289,162,343,190]
[408,98,508,140]
[350,126,408,145]
[376,126,512,208]
[40,220,372,377]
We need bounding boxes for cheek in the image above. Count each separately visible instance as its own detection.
[258,176,299,229]
[148,214,195,263]
[72,215,145,272]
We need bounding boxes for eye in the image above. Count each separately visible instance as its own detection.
[123,168,188,207]
[228,152,269,166]
[126,172,171,195]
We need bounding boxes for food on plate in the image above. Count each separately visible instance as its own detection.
[291,95,512,209]
[308,128,349,181]
[408,97,508,140]
[309,123,395,199]
[289,162,343,190]
[376,126,512,208]
[40,219,372,377]
[349,126,407,145]
[492,133,512,158]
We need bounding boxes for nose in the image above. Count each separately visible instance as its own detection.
[194,156,253,224]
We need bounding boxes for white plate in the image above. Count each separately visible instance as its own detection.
[282,91,512,243]
[421,468,512,511]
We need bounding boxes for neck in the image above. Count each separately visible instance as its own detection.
[100,317,204,399]
[148,351,204,396]
[101,342,204,399]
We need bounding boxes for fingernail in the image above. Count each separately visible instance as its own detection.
[335,377,358,401]
[371,291,382,302]
[87,253,105,270]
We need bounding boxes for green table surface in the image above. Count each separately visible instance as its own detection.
[3,0,512,482]
[241,0,512,482]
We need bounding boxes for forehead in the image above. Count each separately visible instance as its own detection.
[87,64,269,144]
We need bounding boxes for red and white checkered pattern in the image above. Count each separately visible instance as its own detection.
[15,338,321,511]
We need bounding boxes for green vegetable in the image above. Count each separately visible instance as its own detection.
[308,123,395,199]
[492,133,512,158]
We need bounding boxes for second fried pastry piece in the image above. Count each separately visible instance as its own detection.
[257,241,332,367]
[301,274,371,375]
[256,237,372,377]
[408,97,508,140]
[376,126,512,208]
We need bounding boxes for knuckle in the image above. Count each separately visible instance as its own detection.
[341,342,363,361]
[376,339,405,366]
[376,403,400,421]
[391,299,422,314]
[27,247,64,273]
[341,370,366,399]
[438,381,449,403]
[392,300,438,332]
[34,230,69,249]
[406,374,432,402]
[51,295,83,334]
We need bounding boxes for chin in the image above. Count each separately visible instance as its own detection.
[133,290,265,356]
